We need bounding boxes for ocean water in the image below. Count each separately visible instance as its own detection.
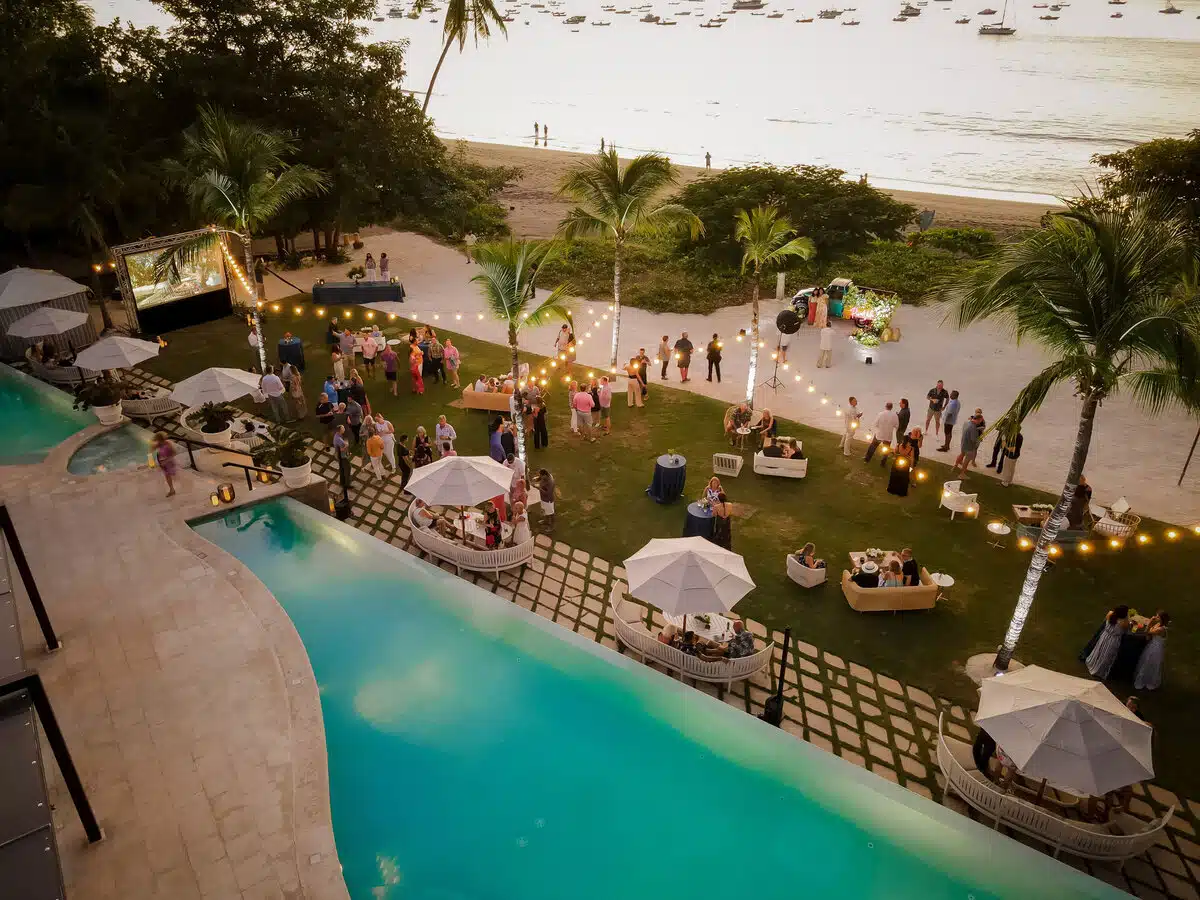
[0,363,94,465]
[194,497,1125,900]
[91,0,1200,202]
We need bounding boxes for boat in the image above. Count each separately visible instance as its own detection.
[565,14,585,22]
[700,19,723,24]
[1039,14,1058,19]
[658,17,678,23]
[818,8,841,16]
[1048,4,1061,9]
[1032,3,1046,7]
[615,8,632,12]
[842,18,860,23]
[372,15,385,21]
[639,12,660,20]
[713,14,728,19]
[900,4,921,15]
[678,10,692,14]
[955,15,970,21]
[1159,1,1182,11]
[796,16,814,21]
[387,7,404,17]
[732,0,767,7]
[592,18,612,23]
[1108,0,1126,3]
[978,7,996,13]
[1110,11,1122,16]
[501,14,516,20]
[768,11,785,16]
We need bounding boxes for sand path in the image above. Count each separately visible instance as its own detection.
[263,230,1199,526]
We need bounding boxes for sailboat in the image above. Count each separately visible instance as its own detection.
[979,0,1015,33]
[1159,0,1182,12]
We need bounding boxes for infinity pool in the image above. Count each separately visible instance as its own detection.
[0,363,93,465]
[193,499,1123,900]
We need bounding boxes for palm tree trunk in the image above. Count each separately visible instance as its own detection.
[994,391,1102,670]
[88,255,115,333]
[509,324,527,464]
[241,230,268,373]
[745,277,760,407]
[609,236,623,371]
[422,34,456,115]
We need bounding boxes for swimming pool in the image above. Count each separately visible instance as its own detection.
[0,363,94,465]
[66,424,153,475]
[194,498,1124,900]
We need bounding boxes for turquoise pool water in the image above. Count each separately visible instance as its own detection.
[193,499,1124,900]
[66,424,153,475]
[0,363,93,465]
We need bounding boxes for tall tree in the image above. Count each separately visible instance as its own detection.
[557,149,701,370]
[1093,131,1200,235]
[471,239,572,462]
[417,0,507,115]
[157,106,327,371]
[734,206,816,406]
[940,197,1200,670]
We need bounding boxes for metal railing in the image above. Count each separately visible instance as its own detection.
[221,461,283,491]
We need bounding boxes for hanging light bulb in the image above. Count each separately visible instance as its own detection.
[478,313,484,320]
[820,396,828,404]
[807,383,815,393]
[835,406,843,416]
[794,374,802,382]
[456,313,462,320]
[293,306,303,315]
[316,308,326,317]
[781,363,789,370]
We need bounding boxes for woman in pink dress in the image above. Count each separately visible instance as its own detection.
[152,431,178,498]
[409,345,425,395]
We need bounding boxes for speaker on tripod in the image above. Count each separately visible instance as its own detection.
[760,310,803,392]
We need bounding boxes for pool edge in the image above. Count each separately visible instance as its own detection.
[166,516,351,900]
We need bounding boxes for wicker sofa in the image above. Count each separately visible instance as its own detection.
[840,568,937,612]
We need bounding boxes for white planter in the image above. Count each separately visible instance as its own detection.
[198,424,232,446]
[93,402,123,426]
[279,459,312,488]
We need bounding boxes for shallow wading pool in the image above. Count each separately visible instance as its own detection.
[0,362,93,465]
[192,498,1123,900]
[66,423,153,475]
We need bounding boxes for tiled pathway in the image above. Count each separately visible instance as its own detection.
[125,367,1200,898]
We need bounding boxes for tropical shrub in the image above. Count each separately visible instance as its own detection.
[909,226,998,258]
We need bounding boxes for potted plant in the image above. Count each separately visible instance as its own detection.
[253,425,312,488]
[185,402,237,445]
[73,380,124,425]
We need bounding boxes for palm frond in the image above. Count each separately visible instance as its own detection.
[151,232,221,286]
[557,206,613,241]
[521,288,574,330]
[641,202,704,241]
[988,357,1088,438]
[556,149,691,240]
[1121,368,1200,416]
[470,239,569,329]
[735,206,814,274]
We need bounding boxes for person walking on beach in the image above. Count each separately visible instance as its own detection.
[705,151,712,169]
[936,390,960,452]
[706,333,722,383]
[840,396,862,456]
[924,379,949,436]
[534,121,539,141]
[674,332,694,382]
[543,123,548,143]
[658,335,671,380]
[817,322,834,368]
[151,432,177,498]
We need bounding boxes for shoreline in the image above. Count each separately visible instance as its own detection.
[456,139,1066,239]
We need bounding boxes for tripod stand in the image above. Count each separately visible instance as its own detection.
[758,335,786,392]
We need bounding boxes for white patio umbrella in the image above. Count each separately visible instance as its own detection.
[5,306,89,338]
[73,335,160,371]
[405,455,513,507]
[624,537,755,622]
[975,665,1154,797]
[0,267,88,310]
[170,367,263,406]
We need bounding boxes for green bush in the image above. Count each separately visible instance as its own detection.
[346,264,365,279]
[672,165,916,267]
[834,240,977,304]
[909,226,998,258]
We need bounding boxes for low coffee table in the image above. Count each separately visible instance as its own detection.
[848,550,900,571]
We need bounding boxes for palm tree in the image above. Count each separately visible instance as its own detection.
[941,197,1200,670]
[157,106,328,372]
[558,149,702,371]
[734,206,816,406]
[471,239,573,462]
[418,0,507,115]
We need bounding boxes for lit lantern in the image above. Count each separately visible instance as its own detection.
[895,458,906,469]
[540,379,547,386]
[209,491,220,507]
[316,308,326,317]
[916,470,927,482]
[217,483,236,504]
[559,354,567,361]
[675,352,682,360]
[388,313,396,321]
[550,360,557,368]
[587,372,594,379]
[328,494,337,515]
[258,470,273,484]
[540,368,546,375]
[256,300,264,309]
[1136,534,1149,545]
[367,311,375,320]
[92,263,102,273]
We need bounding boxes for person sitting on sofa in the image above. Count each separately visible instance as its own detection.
[473,375,488,392]
[882,560,904,588]
[762,437,784,458]
[657,624,679,645]
[722,620,755,658]
[900,548,920,586]
[782,439,805,460]
[851,560,881,588]
[794,542,825,569]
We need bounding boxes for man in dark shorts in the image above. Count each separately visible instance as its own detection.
[380,344,399,396]
[924,379,949,437]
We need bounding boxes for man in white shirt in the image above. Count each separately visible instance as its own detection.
[839,395,862,457]
[505,452,526,491]
[260,366,288,423]
[863,401,899,463]
[817,324,834,368]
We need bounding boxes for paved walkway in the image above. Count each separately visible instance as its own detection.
[261,230,1200,526]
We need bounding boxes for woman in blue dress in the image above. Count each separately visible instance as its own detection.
[1133,611,1169,691]
[1086,605,1130,680]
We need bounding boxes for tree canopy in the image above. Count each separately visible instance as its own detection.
[1093,131,1200,232]
[673,165,915,267]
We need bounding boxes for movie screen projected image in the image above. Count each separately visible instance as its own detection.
[125,244,226,310]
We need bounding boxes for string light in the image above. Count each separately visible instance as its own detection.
[1018,537,1032,550]
[807,383,815,393]
[366,311,375,320]
[1108,538,1121,549]
[1137,534,1150,545]
[271,303,281,313]
[794,374,802,382]
[456,314,462,320]
[1047,544,1061,557]
[1078,542,1091,553]
[293,306,303,315]
[1166,529,1179,540]
[316,308,325,317]
[835,407,843,416]
[819,395,828,404]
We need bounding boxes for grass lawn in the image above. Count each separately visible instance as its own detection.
[146,303,1200,799]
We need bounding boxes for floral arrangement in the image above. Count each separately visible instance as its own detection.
[865,548,884,559]
[695,614,712,627]
[851,330,881,348]
[1030,503,1055,511]
[845,284,900,349]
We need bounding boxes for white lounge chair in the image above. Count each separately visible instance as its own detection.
[121,387,182,422]
[939,480,978,519]
[712,452,743,478]
[754,442,808,478]
[936,713,1172,865]
[608,589,774,690]
[786,554,827,588]
[24,348,101,385]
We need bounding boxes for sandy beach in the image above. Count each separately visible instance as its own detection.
[459,140,1065,239]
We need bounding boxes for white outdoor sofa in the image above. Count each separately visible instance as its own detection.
[936,713,1173,865]
[753,440,808,478]
[608,589,774,690]
[24,348,100,385]
[407,504,534,575]
[121,387,182,423]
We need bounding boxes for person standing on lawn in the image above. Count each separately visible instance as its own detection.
[533,399,550,449]
[408,344,425,394]
[625,357,644,408]
[953,410,985,477]
[555,324,571,358]
[360,332,378,378]
[536,468,556,532]
[571,384,595,441]
[430,334,446,384]
[380,343,399,396]
[260,366,289,423]
[674,332,694,382]
[936,390,960,452]
[839,396,861,456]
[863,402,899,463]
[895,399,911,447]
[289,369,307,420]
[924,379,949,437]
[706,333,723,383]
[598,377,613,435]
[443,338,461,388]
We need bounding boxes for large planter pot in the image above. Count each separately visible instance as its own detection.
[198,424,232,446]
[93,402,123,426]
[279,459,312,488]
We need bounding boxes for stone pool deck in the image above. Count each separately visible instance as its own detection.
[5,372,1200,899]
